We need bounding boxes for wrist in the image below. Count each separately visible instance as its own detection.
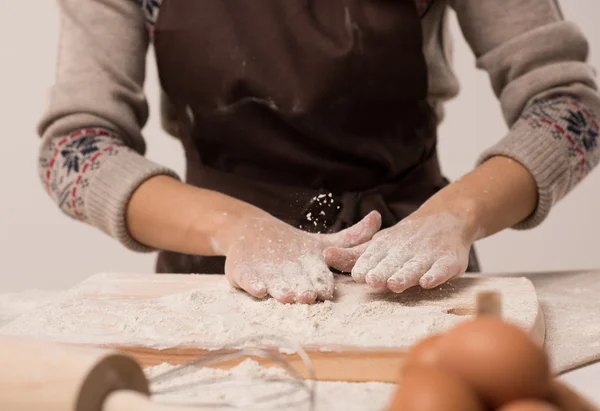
[416,156,538,242]
[416,193,483,242]
[198,200,269,256]
[128,175,270,256]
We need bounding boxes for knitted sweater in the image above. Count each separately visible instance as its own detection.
[38,0,600,252]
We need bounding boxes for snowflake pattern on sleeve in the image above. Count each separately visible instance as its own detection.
[137,0,162,40]
[520,96,600,183]
[39,128,129,221]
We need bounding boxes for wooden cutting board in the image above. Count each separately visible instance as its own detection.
[0,273,544,383]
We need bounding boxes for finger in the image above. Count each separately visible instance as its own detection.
[321,211,382,248]
[295,279,319,304]
[267,263,317,304]
[419,257,466,289]
[351,246,387,284]
[268,284,296,304]
[365,254,410,289]
[387,258,433,293]
[225,264,268,299]
[304,259,335,301]
[323,243,369,273]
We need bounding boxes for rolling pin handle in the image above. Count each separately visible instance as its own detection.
[103,391,192,411]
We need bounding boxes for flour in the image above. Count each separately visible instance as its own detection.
[145,359,396,411]
[0,275,538,351]
[524,270,600,373]
[3,272,600,376]
[0,290,60,327]
[299,192,340,232]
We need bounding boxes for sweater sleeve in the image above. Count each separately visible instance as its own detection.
[37,0,179,251]
[449,0,600,229]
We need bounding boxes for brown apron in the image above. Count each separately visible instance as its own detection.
[151,0,480,274]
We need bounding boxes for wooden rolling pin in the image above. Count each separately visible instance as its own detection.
[0,337,193,411]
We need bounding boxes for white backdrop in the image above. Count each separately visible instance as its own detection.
[1,2,599,292]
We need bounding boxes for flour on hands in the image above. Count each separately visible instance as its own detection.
[223,211,381,303]
[325,213,477,293]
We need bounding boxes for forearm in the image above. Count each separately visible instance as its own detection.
[126,175,268,256]
[447,0,600,232]
[417,156,538,240]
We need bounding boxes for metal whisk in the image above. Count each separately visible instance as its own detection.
[147,335,316,410]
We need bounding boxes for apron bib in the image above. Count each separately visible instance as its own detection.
[150,0,480,273]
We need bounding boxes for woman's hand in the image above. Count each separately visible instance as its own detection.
[127,156,536,297]
[324,156,538,293]
[127,175,381,303]
[219,211,382,303]
[325,211,478,292]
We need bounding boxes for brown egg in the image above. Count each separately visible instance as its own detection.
[435,317,550,408]
[546,380,597,411]
[402,334,443,375]
[387,366,485,411]
[498,399,561,411]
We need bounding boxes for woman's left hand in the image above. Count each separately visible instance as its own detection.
[323,156,539,293]
[324,210,480,292]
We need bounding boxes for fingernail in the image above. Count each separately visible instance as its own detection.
[420,274,433,287]
[318,289,334,300]
[278,288,294,301]
[387,278,406,293]
[351,269,365,282]
[388,277,405,287]
[366,273,387,288]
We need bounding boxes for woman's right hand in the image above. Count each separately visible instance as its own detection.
[218,211,382,304]
[127,176,381,303]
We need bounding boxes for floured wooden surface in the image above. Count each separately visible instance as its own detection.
[1,271,598,375]
[0,290,60,327]
[514,270,600,373]
[0,273,541,351]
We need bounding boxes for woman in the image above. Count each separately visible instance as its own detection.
[39,0,600,303]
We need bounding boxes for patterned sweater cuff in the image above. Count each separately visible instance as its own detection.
[476,96,600,230]
[40,128,180,252]
[86,149,180,252]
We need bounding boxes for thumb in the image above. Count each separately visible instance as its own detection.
[321,210,382,248]
[323,242,369,273]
